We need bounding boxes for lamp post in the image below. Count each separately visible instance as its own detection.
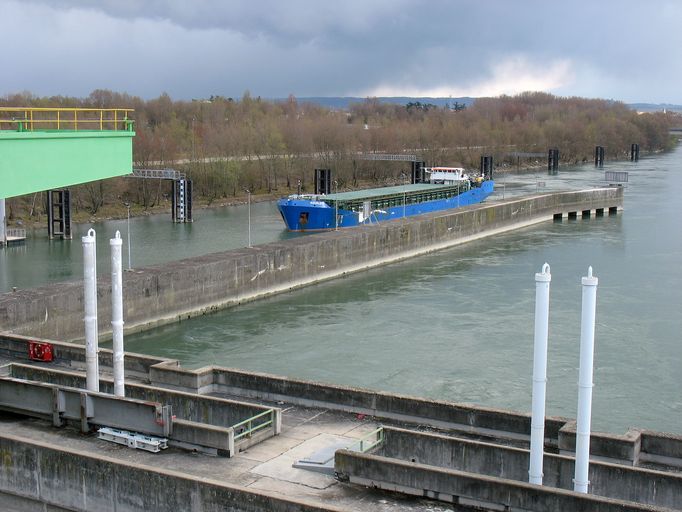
[0,198,6,246]
[334,180,338,230]
[401,173,407,217]
[245,189,252,247]
[191,116,196,162]
[123,202,132,270]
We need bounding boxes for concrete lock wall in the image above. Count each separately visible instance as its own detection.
[150,363,682,469]
[0,188,623,341]
[334,450,672,512]
[0,333,173,380]
[0,434,343,512]
[152,364,550,443]
[9,364,277,432]
[378,427,682,508]
[4,332,682,471]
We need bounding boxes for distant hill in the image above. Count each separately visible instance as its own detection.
[289,97,475,110]
[276,96,682,113]
[628,103,682,113]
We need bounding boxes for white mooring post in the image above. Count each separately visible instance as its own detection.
[110,231,125,397]
[574,266,599,493]
[82,228,100,392]
[529,263,551,485]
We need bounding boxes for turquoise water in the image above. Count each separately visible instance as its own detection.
[4,150,681,435]
[124,150,682,435]
[0,200,301,292]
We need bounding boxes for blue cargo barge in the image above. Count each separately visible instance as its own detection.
[277,167,494,231]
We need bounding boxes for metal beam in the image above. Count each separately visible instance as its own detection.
[130,168,185,180]
[0,376,171,436]
[0,131,134,200]
[356,154,417,162]
[506,152,546,158]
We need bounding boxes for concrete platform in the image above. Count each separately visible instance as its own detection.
[1,334,680,511]
[0,234,26,247]
[0,409,450,511]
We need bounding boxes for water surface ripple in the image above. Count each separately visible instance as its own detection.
[6,151,682,435]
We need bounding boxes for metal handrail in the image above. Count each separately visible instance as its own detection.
[233,409,274,440]
[0,107,134,131]
[347,427,384,453]
[6,228,26,238]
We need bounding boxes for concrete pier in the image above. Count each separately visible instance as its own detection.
[0,188,623,341]
[0,228,27,247]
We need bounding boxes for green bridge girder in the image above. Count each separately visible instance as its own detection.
[0,129,135,200]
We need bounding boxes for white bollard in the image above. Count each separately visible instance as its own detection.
[110,231,125,397]
[529,263,551,485]
[574,266,599,493]
[82,228,99,392]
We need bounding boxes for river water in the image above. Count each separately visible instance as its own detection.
[0,200,302,292]
[3,150,681,435]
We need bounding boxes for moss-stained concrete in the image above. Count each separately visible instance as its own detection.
[0,188,623,341]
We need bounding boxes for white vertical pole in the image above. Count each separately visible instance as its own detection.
[126,204,132,270]
[82,228,99,392]
[334,180,338,230]
[247,190,252,247]
[0,198,6,246]
[402,173,407,217]
[529,262,551,485]
[110,230,125,397]
[574,266,599,493]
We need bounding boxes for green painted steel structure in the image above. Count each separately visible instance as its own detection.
[0,129,135,199]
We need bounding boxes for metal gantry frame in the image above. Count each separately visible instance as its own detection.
[129,168,193,223]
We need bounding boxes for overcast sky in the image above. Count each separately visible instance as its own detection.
[3,0,682,103]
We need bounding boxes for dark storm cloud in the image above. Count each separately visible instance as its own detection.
[3,0,682,102]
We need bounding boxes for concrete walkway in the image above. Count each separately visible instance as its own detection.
[0,406,451,511]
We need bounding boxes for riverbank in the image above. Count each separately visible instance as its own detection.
[4,190,282,231]
[2,159,586,231]
[4,145,661,232]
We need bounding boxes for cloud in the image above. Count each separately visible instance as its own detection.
[366,56,574,98]
[3,0,682,103]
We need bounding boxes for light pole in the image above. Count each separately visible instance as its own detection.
[245,189,252,247]
[123,202,132,270]
[0,198,6,247]
[191,116,196,162]
[401,173,407,218]
[334,180,338,230]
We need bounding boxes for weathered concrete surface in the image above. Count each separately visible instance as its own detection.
[334,450,675,512]
[9,363,277,434]
[0,333,680,512]
[377,427,682,508]
[149,362,682,470]
[7,363,281,456]
[0,433,347,512]
[0,408,447,512]
[0,332,172,380]
[152,362,561,443]
[0,188,623,341]
[3,333,681,473]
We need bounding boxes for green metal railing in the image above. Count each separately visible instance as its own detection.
[233,408,275,441]
[0,107,134,132]
[347,426,384,453]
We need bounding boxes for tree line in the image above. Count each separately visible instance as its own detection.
[0,90,676,217]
